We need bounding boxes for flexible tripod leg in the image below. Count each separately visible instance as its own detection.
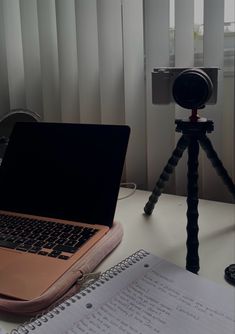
[186,138,200,273]
[144,135,189,215]
[199,134,235,198]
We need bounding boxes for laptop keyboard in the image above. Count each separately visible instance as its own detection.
[0,214,98,260]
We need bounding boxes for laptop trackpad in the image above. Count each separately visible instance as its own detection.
[0,250,68,300]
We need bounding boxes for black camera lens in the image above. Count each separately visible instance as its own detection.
[172,68,213,109]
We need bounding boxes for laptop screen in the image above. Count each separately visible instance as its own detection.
[0,122,130,227]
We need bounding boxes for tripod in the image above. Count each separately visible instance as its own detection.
[144,114,235,274]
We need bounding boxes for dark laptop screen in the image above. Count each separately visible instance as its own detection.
[0,122,130,227]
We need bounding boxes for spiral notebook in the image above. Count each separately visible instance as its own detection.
[11,250,234,334]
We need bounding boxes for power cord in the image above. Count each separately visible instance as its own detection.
[118,183,137,200]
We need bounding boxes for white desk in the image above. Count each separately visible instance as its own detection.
[1,188,235,333]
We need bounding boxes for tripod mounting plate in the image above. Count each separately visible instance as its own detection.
[175,119,214,135]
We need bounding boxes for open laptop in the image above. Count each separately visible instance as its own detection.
[0,122,130,300]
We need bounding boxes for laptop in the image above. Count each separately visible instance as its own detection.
[0,122,130,300]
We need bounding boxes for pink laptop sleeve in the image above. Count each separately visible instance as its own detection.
[0,221,123,316]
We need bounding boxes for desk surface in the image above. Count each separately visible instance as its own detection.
[1,188,235,333]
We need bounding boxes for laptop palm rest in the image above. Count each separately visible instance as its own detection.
[0,249,72,300]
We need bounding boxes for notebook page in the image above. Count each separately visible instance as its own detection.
[67,255,234,334]
[26,253,234,334]
[27,252,161,334]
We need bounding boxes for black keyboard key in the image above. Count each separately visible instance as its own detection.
[64,240,77,247]
[57,238,67,244]
[6,236,17,242]
[58,255,70,260]
[74,239,87,248]
[34,241,46,247]
[47,236,58,243]
[16,244,32,252]
[15,238,25,244]
[0,240,20,249]
[38,251,49,256]
[44,242,56,249]
[69,234,80,241]
[63,225,74,232]
[48,250,61,258]
[61,232,71,239]
[24,239,35,245]
[11,230,21,236]
[28,247,42,253]
[50,231,61,238]
[19,231,30,238]
[53,244,78,254]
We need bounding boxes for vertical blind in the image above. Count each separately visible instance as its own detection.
[0,0,234,202]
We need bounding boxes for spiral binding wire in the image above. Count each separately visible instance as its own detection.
[10,249,149,334]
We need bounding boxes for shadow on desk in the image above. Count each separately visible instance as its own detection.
[162,223,235,286]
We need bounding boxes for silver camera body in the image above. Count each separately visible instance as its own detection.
[152,67,218,107]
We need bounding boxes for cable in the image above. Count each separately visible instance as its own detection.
[118,182,137,200]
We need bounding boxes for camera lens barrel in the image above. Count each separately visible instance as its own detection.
[172,68,213,109]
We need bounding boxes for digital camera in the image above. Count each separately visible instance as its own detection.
[152,67,218,109]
